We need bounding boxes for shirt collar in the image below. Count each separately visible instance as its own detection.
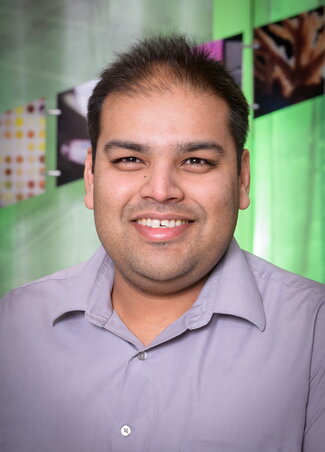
[51,246,112,325]
[52,239,265,332]
[187,239,266,331]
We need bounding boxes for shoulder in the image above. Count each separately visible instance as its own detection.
[0,246,109,322]
[243,250,325,309]
[1,261,86,303]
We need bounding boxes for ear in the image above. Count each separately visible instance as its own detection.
[238,149,250,210]
[84,147,94,210]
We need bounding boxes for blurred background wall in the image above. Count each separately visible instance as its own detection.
[0,0,324,295]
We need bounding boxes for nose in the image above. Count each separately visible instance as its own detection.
[139,161,184,203]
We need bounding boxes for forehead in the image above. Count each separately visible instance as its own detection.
[98,85,234,149]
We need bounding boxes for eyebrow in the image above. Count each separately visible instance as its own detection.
[104,140,148,153]
[103,140,225,155]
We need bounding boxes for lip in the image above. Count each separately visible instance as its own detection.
[132,221,193,242]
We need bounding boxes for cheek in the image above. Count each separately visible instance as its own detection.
[191,177,238,210]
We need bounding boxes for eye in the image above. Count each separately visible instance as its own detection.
[111,156,144,169]
[182,157,216,172]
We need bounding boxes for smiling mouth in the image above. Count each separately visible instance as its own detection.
[135,218,192,229]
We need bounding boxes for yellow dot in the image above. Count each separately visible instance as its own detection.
[38,141,45,151]
[15,106,23,114]
[28,143,35,151]
[3,193,14,203]
[27,168,36,176]
[15,117,24,127]
[16,130,23,139]
[16,168,23,176]
[39,117,45,127]
[39,129,45,138]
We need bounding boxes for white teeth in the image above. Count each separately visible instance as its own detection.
[135,218,190,228]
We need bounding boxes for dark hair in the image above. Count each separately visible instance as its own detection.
[87,34,249,171]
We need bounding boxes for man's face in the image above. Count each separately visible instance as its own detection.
[84,84,250,295]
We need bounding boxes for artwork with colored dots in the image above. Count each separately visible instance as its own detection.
[0,98,46,207]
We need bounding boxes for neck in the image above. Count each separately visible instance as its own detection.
[111,269,206,346]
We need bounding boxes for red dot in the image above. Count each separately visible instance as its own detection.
[27,104,35,113]
[5,168,12,176]
[16,155,24,163]
[28,193,34,198]
[39,155,45,163]
[27,130,35,138]
[27,180,35,188]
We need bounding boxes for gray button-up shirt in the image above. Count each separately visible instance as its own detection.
[0,240,324,452]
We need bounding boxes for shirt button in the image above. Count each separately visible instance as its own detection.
[137,351,148,360]
[121,424,132,437]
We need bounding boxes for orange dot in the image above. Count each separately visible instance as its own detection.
[4,130,12,139]
[16,193,24,201]
[27,130,35,138]
[16,155,24,164]
[39,179,45,189]
[28,155,35,163]
[16,168,23,176]
[39,129,45,138]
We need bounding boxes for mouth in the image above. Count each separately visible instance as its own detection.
[131,215,194,242]
[134,218,192,229]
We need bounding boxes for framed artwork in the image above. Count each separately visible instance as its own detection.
[56,79,98,186]
[254,7,324,117]
[0,98,46,207]
[197,34,243,87]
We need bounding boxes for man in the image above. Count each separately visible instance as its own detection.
[0,35,324,452]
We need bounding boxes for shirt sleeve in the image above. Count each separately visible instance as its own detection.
[303,301,325,452]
